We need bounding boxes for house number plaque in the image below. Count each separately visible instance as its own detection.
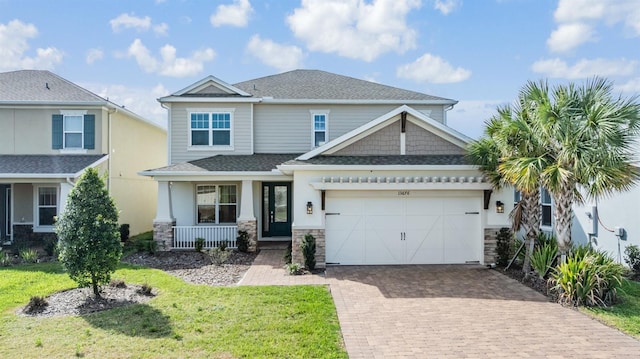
[398,191,410,196]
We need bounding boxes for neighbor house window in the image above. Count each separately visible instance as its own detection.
[190,111,232,147]
[514,190,521,206]
[37,187,57,227]
[541,188,552,227]
[310,110,329,147]
[196,184,237,224]
[52,111,95,150]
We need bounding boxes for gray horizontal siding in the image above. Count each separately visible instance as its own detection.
[254,104,445,153]
[170,103,252,164]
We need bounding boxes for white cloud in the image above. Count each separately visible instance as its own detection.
[616,77,640,93]
[110,13,168,35]
[547,23,594,53]
[287,0,421,62]
[433,0,460,15]
[0,19,63,71]
[531,57,637,79]
[210,0,254,27]
[548,0,640,52]
[127,39,215,77]
[396,53,471,84]
[246,35,304,72]
[86,48,104,64]
[85,82,170,127]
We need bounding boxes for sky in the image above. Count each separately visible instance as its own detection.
[1,0,639,139]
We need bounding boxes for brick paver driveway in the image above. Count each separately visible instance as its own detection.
[241,250,640,358]
[327,265,640,359]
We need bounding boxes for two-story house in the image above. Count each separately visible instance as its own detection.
[142,70,512,266]
[0,70,166,245]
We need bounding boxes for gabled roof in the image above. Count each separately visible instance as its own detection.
[233,70,455,103]
[0,154,108,178]
[158,69,457,104]
[141,154,301,175]
[298,105,471,160]
[283,155,469,166]
[0,70,105,104]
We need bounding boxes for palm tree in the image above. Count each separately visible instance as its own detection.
[468,101,544,273]
[516,78,640,255]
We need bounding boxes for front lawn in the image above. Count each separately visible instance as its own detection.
[583,278,640,340]
[0,262,347,358]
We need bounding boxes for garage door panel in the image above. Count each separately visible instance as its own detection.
[365,214,403,264]
[325,192,482,265]
[326,214,365,265]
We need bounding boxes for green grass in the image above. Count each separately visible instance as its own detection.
[583,278,640,339]
[0,262,347,358]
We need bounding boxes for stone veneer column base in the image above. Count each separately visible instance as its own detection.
[153,220,175,251]
[484,226,509,265]
[292,228,326,268]
[237,219,257,252]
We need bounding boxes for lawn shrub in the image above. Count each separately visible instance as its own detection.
[137,283,153,296]
[285,262,303,275]
[236,230,249,252]
[0,249,12,266]
[19,248,38,263]
[495,227,513,267]
[301,233,316,271]
[207,247,231,265]
[549,249,624,307]
[284,241,292,264]
[624,244,640,277]
[194,237,205,252]
[43,237,58,257]
[109,279,127,288]
[530,240,557,279]
[24,296,49,314]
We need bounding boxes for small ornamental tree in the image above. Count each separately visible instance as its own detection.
[55,168,122,297]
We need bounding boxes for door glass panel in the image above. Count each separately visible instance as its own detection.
[6,188,11,235]
[274,186,288,223]
[263,186,269,232]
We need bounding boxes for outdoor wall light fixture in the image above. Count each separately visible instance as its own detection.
[496,201,505,214]
[306,201,313,214]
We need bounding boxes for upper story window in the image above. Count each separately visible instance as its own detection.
[189,110,233,148]
[52,111,95,151]
[311,110,329,147]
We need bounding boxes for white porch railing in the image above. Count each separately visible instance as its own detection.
[173,225,238,250]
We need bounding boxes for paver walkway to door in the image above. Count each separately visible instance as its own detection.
[240,249,640,358]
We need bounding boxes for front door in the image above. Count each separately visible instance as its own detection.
[262,182,292,237]
[0,185,9,242]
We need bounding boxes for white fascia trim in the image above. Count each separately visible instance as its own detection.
[277,164,478,172]
[73,154,110,178]
[169,75,252,97]
[260,99,458,105]
[310,183,492,191]
[158,96,261,103]
[0,174,73,179]
[298,105,470,160]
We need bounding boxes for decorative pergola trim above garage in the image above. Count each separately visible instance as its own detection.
[309,175,491,190]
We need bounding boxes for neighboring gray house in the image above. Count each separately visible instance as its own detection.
[0,70,166,245]
[142,70,513,266]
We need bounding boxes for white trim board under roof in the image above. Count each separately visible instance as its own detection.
[297,105,472,161]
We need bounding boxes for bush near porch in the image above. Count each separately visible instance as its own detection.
[0,262,347,358]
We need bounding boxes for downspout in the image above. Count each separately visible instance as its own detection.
[107,107,117,193]
[161,103,171,165]
[443,104,455,126]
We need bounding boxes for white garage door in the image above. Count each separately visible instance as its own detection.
[325,191,482,265]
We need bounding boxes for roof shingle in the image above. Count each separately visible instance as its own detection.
[147,154,302,173]
[0,155,107,175]
[0,70,106,103]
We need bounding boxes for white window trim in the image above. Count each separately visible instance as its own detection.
[195,183,238,225]
[60,110,87,152]
[187,108,235,150]
[33,185,59,233]
[310,109,330,148]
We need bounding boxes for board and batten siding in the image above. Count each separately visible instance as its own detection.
[253,104,445,153]
[170,103,253,164]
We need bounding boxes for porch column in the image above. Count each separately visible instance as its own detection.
[153,181,175,251]
[59,182,74,214]
[237,180,257,251]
